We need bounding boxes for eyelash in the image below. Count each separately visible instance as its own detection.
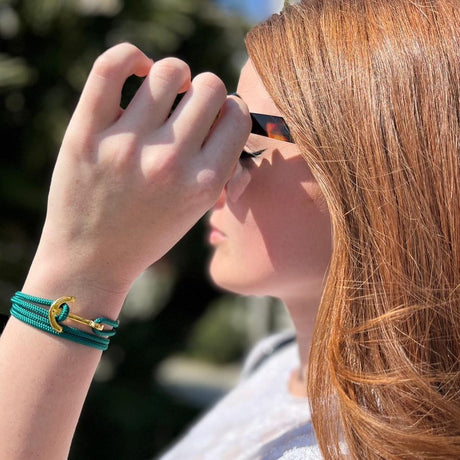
[240,149,266,161]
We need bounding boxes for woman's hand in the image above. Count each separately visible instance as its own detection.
[0,44,249,459]
[25,43,250,307]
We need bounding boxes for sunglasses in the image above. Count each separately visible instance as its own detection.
[249,112,294,143]
[231,93,294,159]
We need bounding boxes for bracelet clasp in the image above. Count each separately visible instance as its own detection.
[48,296,104,333]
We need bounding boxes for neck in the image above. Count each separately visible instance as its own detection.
[284,296,319,368]
[282,293,321,397]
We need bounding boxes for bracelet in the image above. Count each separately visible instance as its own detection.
[10,291,119,351]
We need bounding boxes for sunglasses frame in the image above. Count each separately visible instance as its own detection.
[249,112,294,143]
[231,92,294,144]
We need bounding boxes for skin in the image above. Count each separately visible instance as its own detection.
[0,48,330,457]
[0,43,250,459]
[208,60,332,384]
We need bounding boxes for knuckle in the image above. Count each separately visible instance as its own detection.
[224,98,252,135]
[151,58,190,85]
[193,72,226,98]
[143,145,183,182]
[92,43,141,79]
[110,42,138,55]
[158,159,222,206]
[92,53,115,79]
[98,132,139,168]
[193,168,222,202]
[230,98,251,132]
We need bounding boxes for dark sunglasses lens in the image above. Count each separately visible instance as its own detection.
[231,93,293,143]
[251,113,293,143]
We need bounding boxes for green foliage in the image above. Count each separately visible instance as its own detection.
[187,295,248,364]
[0,53,35,88]
[0,1,249,458]
[0,0,248,311]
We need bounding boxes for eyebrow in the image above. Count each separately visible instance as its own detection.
[232,92,294,143]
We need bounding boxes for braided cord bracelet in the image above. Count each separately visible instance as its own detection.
[10,291,119,351]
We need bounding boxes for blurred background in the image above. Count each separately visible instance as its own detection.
[0,0,291,458]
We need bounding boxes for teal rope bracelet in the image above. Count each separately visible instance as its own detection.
[10,291,119,351]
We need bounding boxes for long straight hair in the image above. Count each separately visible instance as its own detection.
[246,1,460,458]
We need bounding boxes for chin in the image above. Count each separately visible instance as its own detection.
[208,260,275,298]
[211,279,268,297]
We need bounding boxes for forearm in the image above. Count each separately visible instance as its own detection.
[0,42,249,459]
[0,321,101,459]
[0,266,127,459]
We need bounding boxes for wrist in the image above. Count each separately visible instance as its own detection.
[23,255,130,321]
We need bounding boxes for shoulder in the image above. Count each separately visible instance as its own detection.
[158,330,321,460]
[278,445,323,460]
[240,329,297,380]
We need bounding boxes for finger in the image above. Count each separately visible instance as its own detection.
[200,95,251,180]
[164,72,227,153]
[120,57,191,133]
[70,43,153,134]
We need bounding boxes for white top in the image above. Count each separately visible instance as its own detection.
[158,332,322,460]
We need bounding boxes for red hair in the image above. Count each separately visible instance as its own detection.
[246,1,460,458]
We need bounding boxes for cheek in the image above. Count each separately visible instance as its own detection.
[208,151,332,297]
[209,182,331,298]
[253,183,331,276]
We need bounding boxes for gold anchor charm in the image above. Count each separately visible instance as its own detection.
[48,296,104,333]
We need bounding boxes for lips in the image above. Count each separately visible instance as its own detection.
[208,219,227,245]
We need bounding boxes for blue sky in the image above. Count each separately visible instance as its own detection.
[216,0,284,23]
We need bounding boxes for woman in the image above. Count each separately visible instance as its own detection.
[159,57,331,460]
[1,0,459,459]
[246,1,460,458]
